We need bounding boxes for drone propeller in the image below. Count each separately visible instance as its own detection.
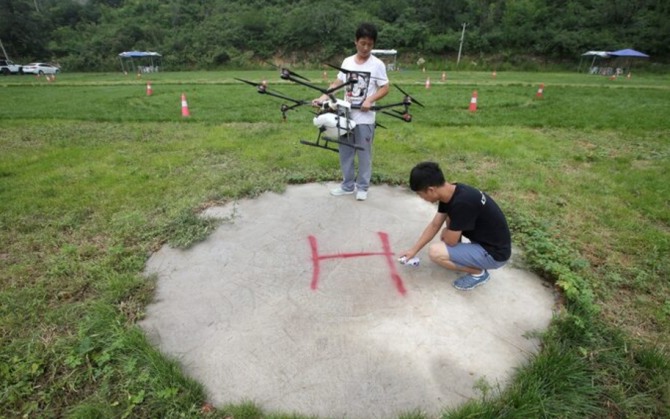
[280,68,311,82]
[325,63,359,76]
[271,68,348,100]
[235,77,311,122]
[394,85,425,107]
[235,77,268,92]
[263,60,312,82]
[234,78,307,106]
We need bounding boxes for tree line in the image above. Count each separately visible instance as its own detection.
[1,0,668,72]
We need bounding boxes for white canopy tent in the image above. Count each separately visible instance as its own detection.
[372,49,397,71]
[582,51,611,57]
[580,51,610,74]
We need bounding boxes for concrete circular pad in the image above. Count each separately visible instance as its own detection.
[140,183,556,418]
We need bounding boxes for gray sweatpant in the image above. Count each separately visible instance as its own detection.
[338,124,375,192]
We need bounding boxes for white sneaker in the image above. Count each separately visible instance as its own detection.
[356,190,368,201]
[330,186,354,196]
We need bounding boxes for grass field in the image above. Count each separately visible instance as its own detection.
[1,69,669,418]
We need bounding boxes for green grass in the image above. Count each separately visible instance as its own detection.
[1,70,669,418]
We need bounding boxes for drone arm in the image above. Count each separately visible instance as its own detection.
[282,102,305,113]
[351,102,399,112]
[324,78,357,96]
[235,78,307,106]
[348,103,412,122]
[283,75,332,97]
[313,78,345,104]
[262,90,306,105]
[381,110,412,122]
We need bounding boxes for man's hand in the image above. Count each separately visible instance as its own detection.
[398,255,420,266]
[399,250,417,261]
[360,98,373,112]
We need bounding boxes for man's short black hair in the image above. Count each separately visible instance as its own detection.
[409,161,446,192]
[356,23,378,42]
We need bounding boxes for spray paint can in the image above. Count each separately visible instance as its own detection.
[398,256,420,267]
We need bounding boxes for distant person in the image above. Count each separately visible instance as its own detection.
[400,162,511,290]
[312,22,389,201]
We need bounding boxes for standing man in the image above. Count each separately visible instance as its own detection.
[400,162,512,290]
[312,22,389,201]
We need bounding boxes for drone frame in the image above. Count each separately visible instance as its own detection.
[236,65,423,152]
[301,104,363,153]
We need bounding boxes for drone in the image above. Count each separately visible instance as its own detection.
[235,64,424,152]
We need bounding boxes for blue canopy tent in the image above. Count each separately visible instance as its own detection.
[609,49,650,58]
[609,49,650,75]
[118,51,162,74]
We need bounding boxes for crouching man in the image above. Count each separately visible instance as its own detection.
[400,161,511,290]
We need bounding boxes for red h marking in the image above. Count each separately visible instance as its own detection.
[308,232,407,296]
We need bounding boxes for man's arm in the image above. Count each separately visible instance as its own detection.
[402,212,448,259]
[361,83,389,111]
[440,227,462,246]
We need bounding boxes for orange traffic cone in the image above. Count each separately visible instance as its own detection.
[469,90,478,112]
[536,83,544,98]
[425,77,431,89]
[146,81,153,96]
[181,93,190,117]
[441,71,446,82]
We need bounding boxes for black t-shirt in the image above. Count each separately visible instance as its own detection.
[438,183,511,261]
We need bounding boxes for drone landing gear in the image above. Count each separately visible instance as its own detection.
[300,132,363,153]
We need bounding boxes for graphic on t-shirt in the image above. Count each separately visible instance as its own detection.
[345,71,371,106]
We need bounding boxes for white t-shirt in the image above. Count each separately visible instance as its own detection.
[337,54,389,125]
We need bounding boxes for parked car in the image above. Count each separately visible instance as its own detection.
[22,62,60,75]
[0,59,23,75]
